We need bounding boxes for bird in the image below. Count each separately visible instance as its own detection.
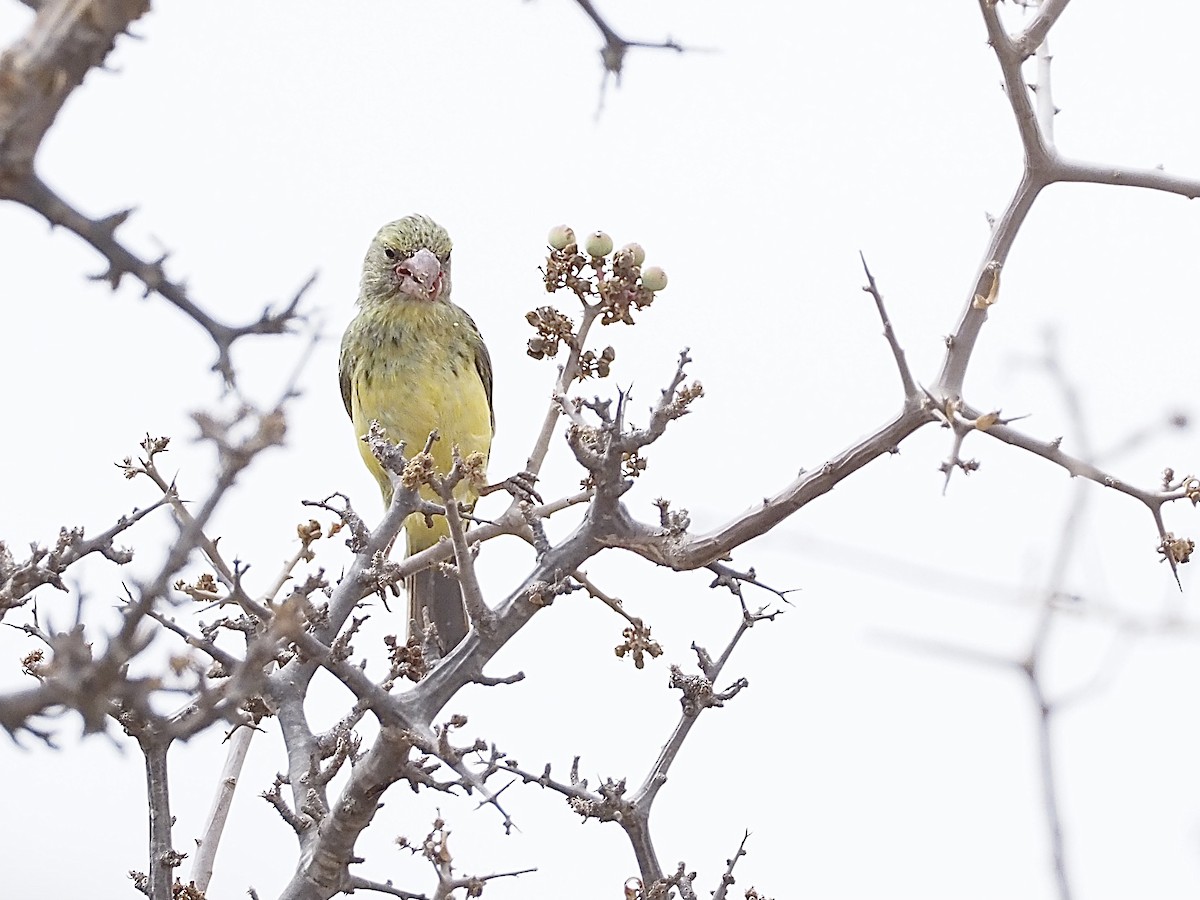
[339,214,493,651]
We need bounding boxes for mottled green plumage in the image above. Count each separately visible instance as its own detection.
[339,214,493,649]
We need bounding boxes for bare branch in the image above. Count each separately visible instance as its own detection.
[344,875,427,900]
[430,450,494,635]
[0,495,169,621]
[0,0,150,171]
[1052,156,1200,199]
[1013,0,1073,59]
[525,303,602,476]
[136,729,180,900]
[607,407,933,570]
[859,253,919,400]
[711,830,754,900]
[571,0,686,83]
[189,726,255,892]
[3,175,312,383]
[978,0,1052,167]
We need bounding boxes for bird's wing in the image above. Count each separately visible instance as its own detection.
[337,328,355,419]
[461,308,495,432]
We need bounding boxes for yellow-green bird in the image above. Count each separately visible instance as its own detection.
[339,214,493,650]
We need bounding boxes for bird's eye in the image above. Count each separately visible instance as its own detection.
[384,247,396,260]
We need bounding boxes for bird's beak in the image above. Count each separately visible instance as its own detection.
[394,247,444,301]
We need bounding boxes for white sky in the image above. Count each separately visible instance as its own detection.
[2,2,1200,898]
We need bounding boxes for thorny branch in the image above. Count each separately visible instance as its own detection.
[476,589,772,890]
[0,496,169,622]
[570,0,688,104]
[4,2,1200,900]
[0,4,309,382]
[880,320,1198,900]
[0,400,291,740]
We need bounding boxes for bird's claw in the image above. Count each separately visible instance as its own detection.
[482,470,543,504]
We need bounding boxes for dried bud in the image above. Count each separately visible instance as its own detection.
[974,411,1000,431]
[611,247,640,277]
[621,242,646,266]
[585,230,614,258]
[297,519,322,543]
[1159,532,1195,565]
[641,266,668,292]
[548,224,575,251]
[972,260,1001,309]
[525,305,576,358]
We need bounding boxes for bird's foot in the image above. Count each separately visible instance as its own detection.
[481,470,543,504]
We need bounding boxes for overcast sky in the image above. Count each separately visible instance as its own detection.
[2,2,1200,899]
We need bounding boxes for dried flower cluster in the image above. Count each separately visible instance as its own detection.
[525,305,577,360]
[614,620,663,669]
[530,225,669,382]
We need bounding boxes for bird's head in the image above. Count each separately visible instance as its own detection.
[360,214,453,305]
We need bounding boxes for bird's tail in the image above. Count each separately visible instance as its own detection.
[406,523,468,652]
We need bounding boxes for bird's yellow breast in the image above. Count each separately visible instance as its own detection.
[343,299,492,547]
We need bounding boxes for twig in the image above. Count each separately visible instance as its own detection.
[859,253,918,400]
[433,453,493,634]
[6,177,311,382]
[189,725,254,892]
[711,830,753,900]
[975,415,1191,586]
[0,494,170,621]
[570,0,686,89]
[1027,671,1071,900]
[344,875,427,899]
[526,303,602,476]
[1013,0,1073,58]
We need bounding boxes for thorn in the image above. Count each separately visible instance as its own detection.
[97,208,134,236]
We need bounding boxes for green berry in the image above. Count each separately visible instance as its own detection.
[641,266,668,292]
[621,242,646,266]
[585,230,614,258]
[548,225,575,251]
